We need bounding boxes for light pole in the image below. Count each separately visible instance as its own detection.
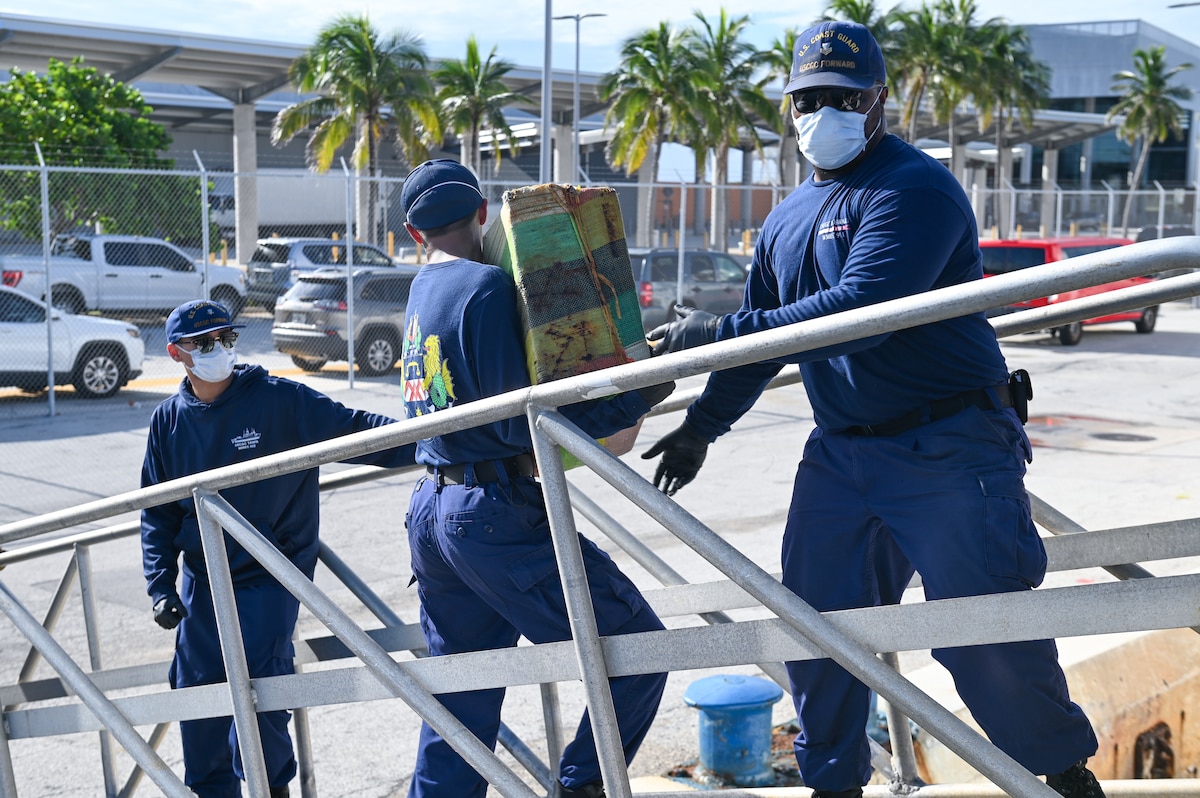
[553,12,606,184]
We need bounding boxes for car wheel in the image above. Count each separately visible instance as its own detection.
[291,355,327,372]
[356,329,398,377]
[1056,321,1084,346]
[72,347,126,399]
[48,286,86,316]
[1135,306,1158,334]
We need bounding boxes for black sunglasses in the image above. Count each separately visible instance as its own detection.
[179,331,239,354]
[791,88,869,115]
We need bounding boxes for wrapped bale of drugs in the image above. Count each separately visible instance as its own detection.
[484,182,651,459]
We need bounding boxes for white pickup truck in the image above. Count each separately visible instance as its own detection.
[0,233,246,318]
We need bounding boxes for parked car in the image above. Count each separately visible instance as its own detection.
[272,267,419,376]
[0,232,246,318]
[632,248,749,329]
[0,285,144,398]
[979,237,1156,345]
[246,237,399,311]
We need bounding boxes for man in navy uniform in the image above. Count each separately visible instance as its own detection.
[398,159,672,798]
[644,21,1105,798]
[141,298,414,798]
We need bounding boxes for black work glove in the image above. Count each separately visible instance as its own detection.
[641,421,710,495]
[637,380,676,408]
[646,305,722,355]
[153,594,188,630]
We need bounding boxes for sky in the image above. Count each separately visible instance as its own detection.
[3,0,1200,77]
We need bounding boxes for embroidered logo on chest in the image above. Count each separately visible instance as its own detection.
[817,217,852,241]
[232,428,261,451]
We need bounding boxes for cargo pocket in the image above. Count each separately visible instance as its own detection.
[509,541,559,593]
[979,473,1047,588]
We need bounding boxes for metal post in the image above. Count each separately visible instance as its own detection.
[291,626,317,798]
[676,179,687,304]
[194,151,212,300]
[540,683,565,785]
[552,13,606,185]
[527,405,633,798]
[193,489,272,798]
[341,158,357,390]
[75,545,117,797]
[878,651,922,790]
[0,706,17,798]
[33,142,55,416]
[1155,180,1167,239]
[1102,180,1116,234]
[541,0,554,183]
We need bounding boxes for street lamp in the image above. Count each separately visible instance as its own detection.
[553,12,606,183]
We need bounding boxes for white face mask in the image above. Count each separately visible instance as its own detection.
[186,345,237,383]
[793,92,882,171]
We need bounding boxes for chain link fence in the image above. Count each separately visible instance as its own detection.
[1,160,1196,430]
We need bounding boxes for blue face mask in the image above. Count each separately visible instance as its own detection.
[792,92,882,170]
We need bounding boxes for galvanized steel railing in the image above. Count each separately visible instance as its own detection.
[2,237,1200,797]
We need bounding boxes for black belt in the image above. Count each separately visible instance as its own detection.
[426,454,536,485]
[845,383,1015,437]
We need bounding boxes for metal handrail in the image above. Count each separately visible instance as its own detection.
[2,237,1199,797]
[3,236,1198,544]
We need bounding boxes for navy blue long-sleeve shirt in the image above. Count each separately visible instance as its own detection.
[687,135,1010,439]
[400,257,651,466]
[141,364,415,604]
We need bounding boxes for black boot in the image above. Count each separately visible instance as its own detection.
[269,785,290,798]
[1046,760,1106,798]
[811,790,863,798]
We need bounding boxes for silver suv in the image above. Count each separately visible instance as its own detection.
[246,237,397,311]
[271,267,419,377]
[632,248,749,329]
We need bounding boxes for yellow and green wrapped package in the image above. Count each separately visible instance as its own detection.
[483,183,650,464]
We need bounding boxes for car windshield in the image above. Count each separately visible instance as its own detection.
[251,243,290,263]
[1060,244,1124,258]
[285,279,346,303]
[979,247,1047,275]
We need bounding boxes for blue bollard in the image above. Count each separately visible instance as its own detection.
[683,674,785,787]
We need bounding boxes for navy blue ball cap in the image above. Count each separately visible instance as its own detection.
[401,159,485,231]
[785,21,887,94]
[166,299,244,343]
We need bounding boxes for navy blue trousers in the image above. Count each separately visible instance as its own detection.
[782,406,1098,791]
[171,571,300,798]
[405,473,667,797]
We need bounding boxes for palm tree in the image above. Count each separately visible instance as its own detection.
[433,36,533,178]
[891,0,959,143]
[761,28,801,188]
[599,22,697,247]
[975,23,1049,235]
[922,0,998,179]
[822,0,900,47]
[271,14,440,243]
[1107,46,1194,235]
[686,9,778,250]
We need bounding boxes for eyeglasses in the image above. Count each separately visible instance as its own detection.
[177,332,238,354]
[791,88,870,115]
